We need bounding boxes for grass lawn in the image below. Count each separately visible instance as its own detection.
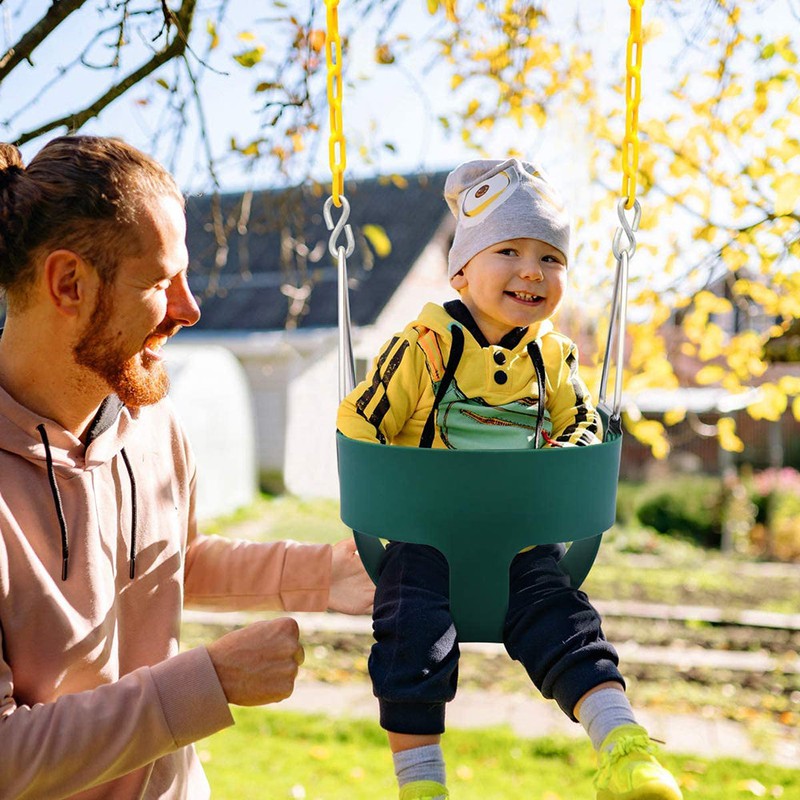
[198,708,800,800]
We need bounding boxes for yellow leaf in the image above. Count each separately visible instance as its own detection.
[626,418,670,459]
[773,173,800,215]
[736,779,767,797]
[717,417,744,453]
[362,224,392,258]
[778,375,800,395]
[206,19,219,50]
[793,395,800,421]
[237,30,257,42]
[663,409,686,426]
[696,365,725,385]
[748,384,787,421]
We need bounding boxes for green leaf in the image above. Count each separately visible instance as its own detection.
[233,46,266,68]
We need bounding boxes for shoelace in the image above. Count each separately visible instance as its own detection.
[594,732,658,786]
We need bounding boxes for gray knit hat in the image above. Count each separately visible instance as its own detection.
[444,157,570,278]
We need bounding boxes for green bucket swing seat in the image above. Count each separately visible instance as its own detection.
[329,194,637,644]
[338,410,621,643]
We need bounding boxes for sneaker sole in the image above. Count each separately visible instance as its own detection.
[597,783,682,800]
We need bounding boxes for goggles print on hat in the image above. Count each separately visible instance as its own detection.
[444,157,571,278]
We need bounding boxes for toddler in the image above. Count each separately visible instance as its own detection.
[338,158,682,800]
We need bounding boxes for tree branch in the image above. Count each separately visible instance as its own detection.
[16,0,198,146]
[0,0,90,82]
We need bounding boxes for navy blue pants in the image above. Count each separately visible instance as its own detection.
[369,541,623,735]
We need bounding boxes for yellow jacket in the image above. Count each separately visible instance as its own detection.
[338,301,602,449]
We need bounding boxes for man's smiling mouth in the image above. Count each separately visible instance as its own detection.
[143,334,169,360]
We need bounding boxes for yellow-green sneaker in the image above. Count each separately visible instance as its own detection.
[399,780,449,800]
[595,724,682,800]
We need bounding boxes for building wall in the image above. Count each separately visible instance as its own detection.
[166,345,257,520]
[620,410,800,481]
[237,346,301,487]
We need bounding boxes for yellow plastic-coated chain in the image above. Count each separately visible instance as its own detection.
[325,0,346,207]
[621,0,644,209]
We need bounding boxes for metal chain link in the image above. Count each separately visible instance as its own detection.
[621,0,644,210]
[325,0,346,208]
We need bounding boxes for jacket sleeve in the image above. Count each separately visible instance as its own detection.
[545,338,603,447]
[337,330,427,443]
[0,646,232,800]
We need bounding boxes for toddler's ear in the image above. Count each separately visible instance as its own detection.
[450,268,467,291]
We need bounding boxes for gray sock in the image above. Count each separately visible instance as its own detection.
[577,687,638,752]
[393,744,446,787]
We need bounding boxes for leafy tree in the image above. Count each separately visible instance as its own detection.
[1,0,798,455]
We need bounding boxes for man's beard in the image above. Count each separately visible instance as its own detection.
[73,285,172,407]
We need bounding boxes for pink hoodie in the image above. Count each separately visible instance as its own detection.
[0,384,333,799]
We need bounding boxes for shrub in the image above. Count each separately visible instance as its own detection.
[635,476,723,547]
[745,468,800,561]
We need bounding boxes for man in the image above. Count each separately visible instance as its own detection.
[0,135,374,799]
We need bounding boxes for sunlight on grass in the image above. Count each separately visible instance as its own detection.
[199,708,800,800]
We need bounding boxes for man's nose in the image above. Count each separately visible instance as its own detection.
[166,273,201,327]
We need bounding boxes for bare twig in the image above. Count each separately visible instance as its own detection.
[16,0,198,145]
[0,0,90,81]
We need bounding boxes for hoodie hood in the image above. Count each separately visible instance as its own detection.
[0,383,137,475]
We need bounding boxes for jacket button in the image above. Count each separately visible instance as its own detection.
[494,370,508,384]
[493,351,506,365]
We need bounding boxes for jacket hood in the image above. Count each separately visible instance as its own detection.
[0,384,137,478]
[416,301,553,348]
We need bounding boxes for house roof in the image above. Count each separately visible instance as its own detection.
[184,171,450,333]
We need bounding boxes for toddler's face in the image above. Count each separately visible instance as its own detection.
[451,237,567,344]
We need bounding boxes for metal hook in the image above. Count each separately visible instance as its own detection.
[612,197,641,261]
[324,195,355,259]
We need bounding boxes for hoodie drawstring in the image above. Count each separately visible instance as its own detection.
[35,424,139,581]
[120,448,138,579]
[36,424,70,581]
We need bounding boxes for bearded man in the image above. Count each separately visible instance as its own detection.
[0,135,373,799]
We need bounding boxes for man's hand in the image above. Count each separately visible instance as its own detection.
[328,538,375,615]
[206,618,304,706]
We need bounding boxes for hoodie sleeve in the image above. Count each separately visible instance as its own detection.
[544,337,603,447]
[183,469,332,612]
[337,329,427,444]
[0,645,232,800]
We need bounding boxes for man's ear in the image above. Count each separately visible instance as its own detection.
[43,250,97,317]
[450,268,467,291]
